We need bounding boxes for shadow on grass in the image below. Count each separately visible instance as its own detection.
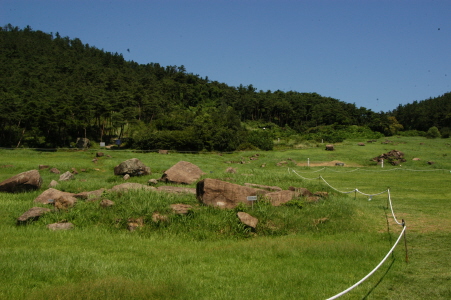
[362,258,396,300]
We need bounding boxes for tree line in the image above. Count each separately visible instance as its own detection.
[1,25,449,150]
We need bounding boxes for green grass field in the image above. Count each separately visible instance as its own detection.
[1,137,450,299]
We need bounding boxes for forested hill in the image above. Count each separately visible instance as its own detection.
[1,25,445,150]
[392,93,451,136]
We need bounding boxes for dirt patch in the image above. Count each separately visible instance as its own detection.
[297,160,363,167]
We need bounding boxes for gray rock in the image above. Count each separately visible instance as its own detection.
[75,137,90,149]
[114,158,151,176]
[59,171,74,181]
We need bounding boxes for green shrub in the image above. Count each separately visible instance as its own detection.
[426,126,441,139]
[247,130,274,150]
[398,130,426,137]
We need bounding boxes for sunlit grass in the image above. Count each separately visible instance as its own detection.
[1,137,450,299]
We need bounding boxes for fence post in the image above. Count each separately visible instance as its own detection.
[402,219,408,263]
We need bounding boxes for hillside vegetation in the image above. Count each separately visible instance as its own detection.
[2,24,450,151]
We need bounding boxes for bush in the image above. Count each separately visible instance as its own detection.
[398,130,426,137]
[247,130,274,150]
[426,126,441,139]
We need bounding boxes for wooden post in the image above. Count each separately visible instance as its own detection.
[402,219,408,263]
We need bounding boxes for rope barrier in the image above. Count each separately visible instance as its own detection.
[289,168,389,198]
[326,225,407,300]
[289,167,407,299]
[387,189,402,225]
[292,166,450,173]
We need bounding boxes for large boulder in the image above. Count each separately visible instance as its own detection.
[114,158,151,176]
[159,161,205,184]
[34,188,75,204]
[75,137,90,149]
[196,178,267,209]
[0,170,43,193]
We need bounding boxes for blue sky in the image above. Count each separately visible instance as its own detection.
[2,0,450,112]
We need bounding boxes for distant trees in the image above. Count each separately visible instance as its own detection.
[3,25,448,151]
[392,93,451,136]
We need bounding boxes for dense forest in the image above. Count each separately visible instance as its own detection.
[1,25,450,150]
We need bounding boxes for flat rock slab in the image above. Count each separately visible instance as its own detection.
[17,207,51,224]
[0,170,43,193]
[47,222,74,231]
[157,186,196,194]
[196,178,268,209]
[237,212,258,229]
[264,190,298,206]
[34,188,75,204]
[59,171,74,181]
[244,183,282,192]
[160,161,205,184]
[109,183,156,192]
[74,188,106,200]
[171,204,193,215]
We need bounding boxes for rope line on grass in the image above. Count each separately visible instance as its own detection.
[326,225,407,300]
[290,167,407,299]
[295,166,450,173]
[289,169,389,198]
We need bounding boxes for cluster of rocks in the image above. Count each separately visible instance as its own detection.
[371,150,406,166]
[1,157,328,232]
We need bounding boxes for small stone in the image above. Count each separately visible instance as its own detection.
[47,222,74,231]
[100,199,115,208]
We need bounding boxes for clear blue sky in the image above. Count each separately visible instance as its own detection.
[2,0,450,112]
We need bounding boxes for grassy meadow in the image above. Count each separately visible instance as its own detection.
[0,137,450,299]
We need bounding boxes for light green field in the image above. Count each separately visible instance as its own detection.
[0,137,450,299]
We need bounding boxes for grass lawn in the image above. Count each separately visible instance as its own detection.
[0,137,450,299]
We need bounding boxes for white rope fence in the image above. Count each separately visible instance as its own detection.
[292,166,450,173]
[288,167,408,299]
[326,225,407,300]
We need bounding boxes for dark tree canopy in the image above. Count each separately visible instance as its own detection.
[1,25,447,150]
